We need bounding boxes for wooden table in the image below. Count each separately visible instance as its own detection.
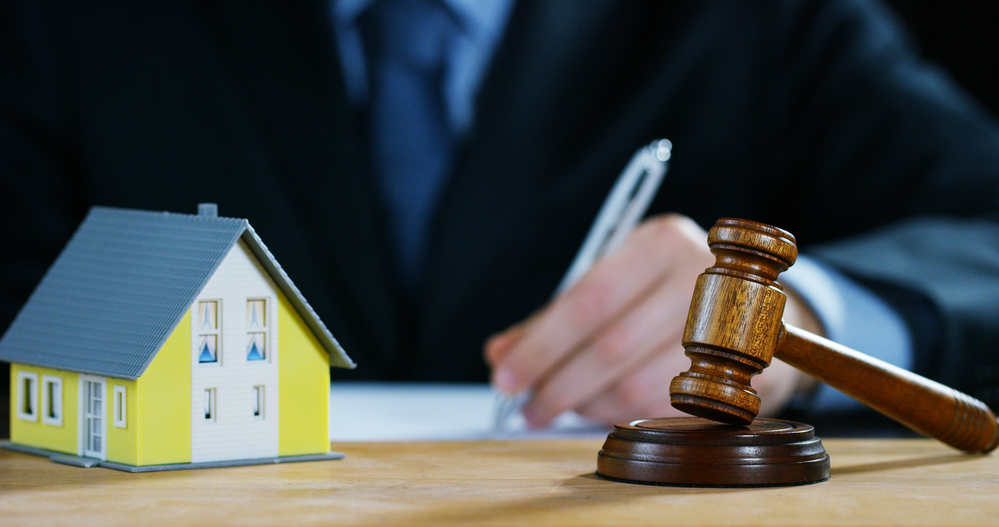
[2,438,997,526]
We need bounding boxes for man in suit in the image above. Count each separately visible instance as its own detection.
[2,1,998,430]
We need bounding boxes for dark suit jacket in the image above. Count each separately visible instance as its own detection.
[3,1,999,406]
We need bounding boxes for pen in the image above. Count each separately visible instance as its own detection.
[491,138,672,430]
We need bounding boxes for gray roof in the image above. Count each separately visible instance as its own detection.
[0,207,354,379]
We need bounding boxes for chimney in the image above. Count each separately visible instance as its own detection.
[197,203,218,217]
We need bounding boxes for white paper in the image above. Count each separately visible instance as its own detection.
[329,382,610,441]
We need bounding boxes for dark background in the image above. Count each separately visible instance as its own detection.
[886,2,999,119]
[2,2,998,439]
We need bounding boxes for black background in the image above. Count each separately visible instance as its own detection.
[2,2,997,439]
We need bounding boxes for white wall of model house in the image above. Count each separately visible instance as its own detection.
[190,239,280,463]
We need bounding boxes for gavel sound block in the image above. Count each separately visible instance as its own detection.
[596,218,999,487]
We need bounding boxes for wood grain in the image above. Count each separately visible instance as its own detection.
[596,418,830,486]
[777,324,999,452]
[670,218,999,452]
[671,218,798,424]
[1,439,997,526]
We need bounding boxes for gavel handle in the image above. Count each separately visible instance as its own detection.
[776,323,999,453]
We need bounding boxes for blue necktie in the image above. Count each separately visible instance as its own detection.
[361,0,459,289]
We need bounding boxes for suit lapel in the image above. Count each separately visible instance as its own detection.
[416,0,625,351]
[202,1,405,374]
[415,1,692,369]
[200,0,695,379]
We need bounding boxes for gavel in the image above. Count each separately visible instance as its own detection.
[669,218,999,453]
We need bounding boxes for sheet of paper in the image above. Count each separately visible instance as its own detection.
[329,382,611,441]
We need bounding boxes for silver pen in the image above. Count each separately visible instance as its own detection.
[492,139,672,430]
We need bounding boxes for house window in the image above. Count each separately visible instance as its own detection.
[204,388,216,421]
[41,375,63,426]
[113,386,127,428]
[252,386,264,419]
[197,300,220,363]
[246,299,267,361]
[16,371,38,422]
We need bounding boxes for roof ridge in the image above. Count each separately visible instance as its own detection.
[0,206,352,379]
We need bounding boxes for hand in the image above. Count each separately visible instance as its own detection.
[485,214,820,427]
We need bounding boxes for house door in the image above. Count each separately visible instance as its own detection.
[82,378,106,459]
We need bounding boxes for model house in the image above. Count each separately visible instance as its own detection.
[0,205,354,472]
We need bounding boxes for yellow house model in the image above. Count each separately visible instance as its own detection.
[0,205,354,472]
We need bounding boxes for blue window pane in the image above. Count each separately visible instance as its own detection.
[247,333,265,361]
[198,335,217,363]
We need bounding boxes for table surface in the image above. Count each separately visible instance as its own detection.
[1,438,997,526]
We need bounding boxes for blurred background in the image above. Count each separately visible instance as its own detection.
[1,2,998,439]
[886,2,999,117]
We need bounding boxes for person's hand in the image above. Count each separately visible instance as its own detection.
[484,214,820,427]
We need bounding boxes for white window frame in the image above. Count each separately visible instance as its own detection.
[196,299,223,365]
[113,385,127,428]
[204,388,217,422]
[252,385,265,419]
[246,298,269,362]
[41,375,63,426]
[16,371,39,422]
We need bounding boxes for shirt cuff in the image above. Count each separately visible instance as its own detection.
[780,255,914,413]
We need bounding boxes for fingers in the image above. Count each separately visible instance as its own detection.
[756,358,811,417]
[573,347,692,423]
[490,215,701,396]
[489,214,715,427]
[484,307,547,367]
[487,211,825,428]
[489,217,676,393]
[755,285,820,415]
[484,322,529,368]
[519,265,692,426]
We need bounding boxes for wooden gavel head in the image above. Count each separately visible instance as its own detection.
[669,218,798,425]
[668,217,999,453]
[602,217,997,488]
